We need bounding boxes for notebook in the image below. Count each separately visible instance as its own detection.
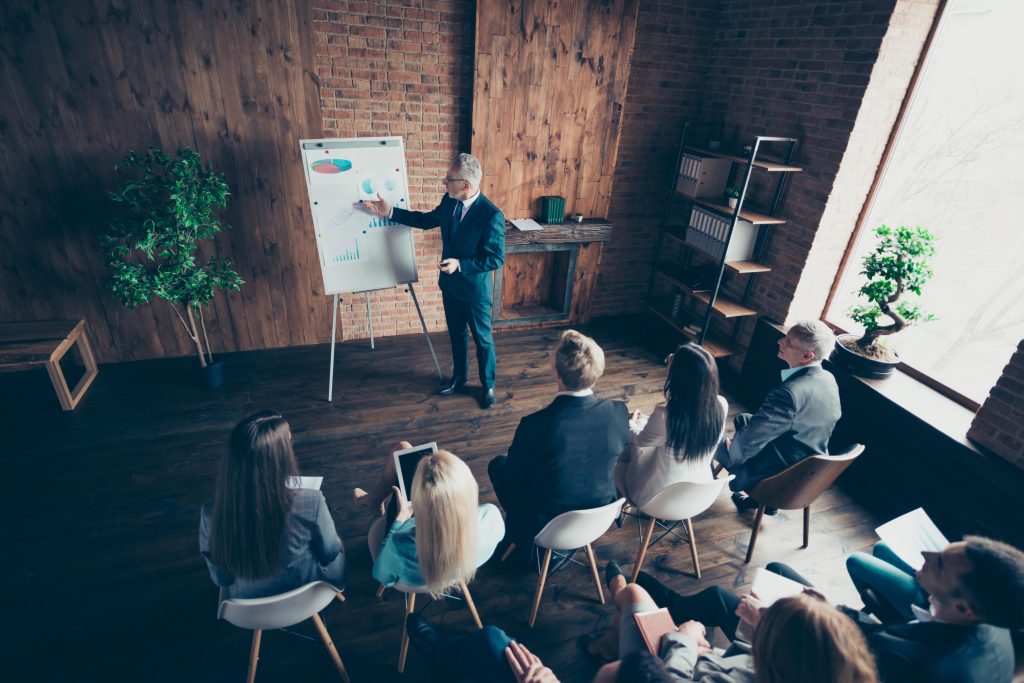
[633,607,677,655]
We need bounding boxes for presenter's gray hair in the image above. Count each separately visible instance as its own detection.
[452,153,483,185]
[787,320,835,362]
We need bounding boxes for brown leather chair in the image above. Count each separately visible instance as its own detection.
[743,444,865,564]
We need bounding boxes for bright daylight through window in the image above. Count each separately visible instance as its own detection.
[827,0,1024,404]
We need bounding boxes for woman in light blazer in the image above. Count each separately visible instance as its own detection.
[615,343,727,507]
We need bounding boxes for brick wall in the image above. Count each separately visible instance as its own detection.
[313,0,474,341]
[968,341,1024,467]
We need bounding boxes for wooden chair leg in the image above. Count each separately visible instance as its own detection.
[529,548,553,628]
[744,504,767,564]
[459,580,483,628]
[584,543,605,605]
[501,543,517,562]
[803,505,811,549]
[398,592,416,672]
[312,613,351,683]
[630,516,657,583]
[375,584,386,599]
[335,591,346,603]
[712,462,724,478]
[685,518,701,579]
[246,629,262,683]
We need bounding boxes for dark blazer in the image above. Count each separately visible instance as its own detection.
[503,394,630,520]
[853,613,1014,683]
[392,193,505,303]
[721,364,841,491]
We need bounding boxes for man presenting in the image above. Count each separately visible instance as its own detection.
[716,320,841,513]
[364,153,505,409]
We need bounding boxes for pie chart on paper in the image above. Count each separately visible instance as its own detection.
[311,159,353,174]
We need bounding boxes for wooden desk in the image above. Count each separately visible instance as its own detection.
[0,320,99,410]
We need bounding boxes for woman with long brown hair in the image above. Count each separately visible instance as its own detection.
[199,411,345,599]
[615,342,727,507]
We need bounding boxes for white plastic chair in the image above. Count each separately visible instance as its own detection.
[628,476,733,582]
[217,581,349,683]
[523,497,625,627]
[367,517,486,672]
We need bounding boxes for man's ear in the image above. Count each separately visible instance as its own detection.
[952,597,978,621]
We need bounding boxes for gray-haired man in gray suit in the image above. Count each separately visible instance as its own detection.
[716,320,841,514]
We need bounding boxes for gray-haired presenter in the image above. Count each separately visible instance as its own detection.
[364,153,505,409]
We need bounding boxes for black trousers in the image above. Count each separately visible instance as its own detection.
[442,291,496,387]
[635,563,812,641]
[488,455,545,550]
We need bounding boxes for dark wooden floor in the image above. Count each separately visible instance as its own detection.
[0,318,883,682]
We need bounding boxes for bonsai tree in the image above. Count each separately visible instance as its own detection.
[102,147,244,368]
[848,224,936,357]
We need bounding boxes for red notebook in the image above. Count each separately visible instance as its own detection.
[633,607,677,655]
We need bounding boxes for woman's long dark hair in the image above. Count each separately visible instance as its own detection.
[210,411,298,579]
[664,343,723,461]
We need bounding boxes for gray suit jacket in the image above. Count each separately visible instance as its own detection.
[718,364,841,492]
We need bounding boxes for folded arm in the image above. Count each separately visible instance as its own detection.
[726,386,796,469]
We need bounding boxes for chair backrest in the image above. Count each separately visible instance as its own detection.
[217,581,341,631]
[748,444,865,510]
[639,476,734,521]
[534,498,626,550]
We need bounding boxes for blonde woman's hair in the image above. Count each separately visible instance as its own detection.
[412,450,480,594]
[753,592,878,683]
[554,329,605,391]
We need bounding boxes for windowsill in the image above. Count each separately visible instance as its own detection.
[826,359,981,455]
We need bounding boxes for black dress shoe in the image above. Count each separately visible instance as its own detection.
[438,377,467,396]
[406,613,441,653]
[732,492,777,516]
[481,387,497,409]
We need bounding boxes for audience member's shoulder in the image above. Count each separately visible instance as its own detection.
[292,486,326,510]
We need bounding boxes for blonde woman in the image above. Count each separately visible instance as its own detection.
[360,443,504,593]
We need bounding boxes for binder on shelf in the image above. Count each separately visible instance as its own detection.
[685,206,757,262]
[676,153,731,199]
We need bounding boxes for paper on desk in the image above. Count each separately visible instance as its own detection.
[286,476,323,490]
[735,568,807,642]
[875,508,949,570]
[511,218,544,231]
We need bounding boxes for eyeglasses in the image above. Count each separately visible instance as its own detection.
[443,176,468,185]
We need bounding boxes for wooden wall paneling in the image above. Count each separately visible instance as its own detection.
[571,243,604,323]
[0,0,323,363]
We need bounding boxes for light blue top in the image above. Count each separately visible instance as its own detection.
[372,503,504,588]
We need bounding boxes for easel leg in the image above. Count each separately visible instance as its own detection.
[365,291,375,350]
[407,283,443,380]
[328,293,339,402]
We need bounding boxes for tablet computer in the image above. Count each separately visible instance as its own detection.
[393,442,438,501]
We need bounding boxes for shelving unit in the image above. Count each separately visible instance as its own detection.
[644,124,801,358]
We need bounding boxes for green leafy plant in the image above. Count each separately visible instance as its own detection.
[849,224,936,351]
[102,147,244,368]
[725,186,741,199]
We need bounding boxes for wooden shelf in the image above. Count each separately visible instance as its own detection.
[653,265,757,319]
[662,232,772,275]
[647,300,739,358]
[676,194,786,225]
[654,261,712,292]
[683,146,802,173]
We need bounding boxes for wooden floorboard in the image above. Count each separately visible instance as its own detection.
[0,317,883,682]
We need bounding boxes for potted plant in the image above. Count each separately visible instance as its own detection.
[833,224,936,379]
[725,186,741,209]
[102,147,244,389]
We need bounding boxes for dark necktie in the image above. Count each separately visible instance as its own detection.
[451,203,462,240]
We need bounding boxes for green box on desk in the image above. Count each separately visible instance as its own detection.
[539,196,566,224]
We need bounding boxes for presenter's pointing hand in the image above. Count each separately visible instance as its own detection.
[439,258,460,274]
[362,192,391,217]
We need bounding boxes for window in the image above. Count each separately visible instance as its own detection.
[826,0,1024,406]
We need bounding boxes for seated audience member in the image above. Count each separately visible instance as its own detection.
[715,320,840,513]
[488,329,629,551]
[593,563,877,683]
[637,534,1024,683]
[615,342,727,507]
[199,411,345,599]
[357,443,504,592]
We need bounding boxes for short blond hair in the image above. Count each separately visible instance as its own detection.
[412,450,480,595]
[555,330,605,391]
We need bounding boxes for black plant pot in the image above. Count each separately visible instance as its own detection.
[832,334,900,380]
[194,359,225,389]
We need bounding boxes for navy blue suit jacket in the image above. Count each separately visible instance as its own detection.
[392,193,505,303]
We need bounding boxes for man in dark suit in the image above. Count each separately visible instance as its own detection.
[488,329,630,553]
[716,320,841,513]
[364,153,505,409]
[636,534,1024,683]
